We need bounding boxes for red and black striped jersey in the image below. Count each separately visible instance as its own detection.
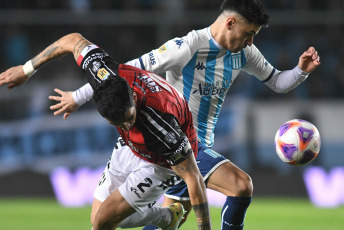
[78,45,197,168]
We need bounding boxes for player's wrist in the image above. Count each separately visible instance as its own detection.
[23,60,37,78]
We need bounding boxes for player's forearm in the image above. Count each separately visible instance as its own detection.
[31,33,91,70]
[264,66,309,93]
[187,178,211,229]
[172,156,211,229]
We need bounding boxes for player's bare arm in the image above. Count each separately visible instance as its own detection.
[171,154,211,229]
[31,33,92,69]
[0,33,92,90]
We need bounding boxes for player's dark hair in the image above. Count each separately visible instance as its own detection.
[219,0,270,28]
[93,76,134,123]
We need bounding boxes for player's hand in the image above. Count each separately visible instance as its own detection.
[298,46,320,73]
[0,65,29,89]
[49,88,79,120]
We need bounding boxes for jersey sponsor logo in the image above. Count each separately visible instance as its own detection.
[148,52,156,65]
[97,68,110,80]
[174,39,184,49]
[137,73,162,93]
[167,136,190,165]
[158,44,168,53]
[193,62,206,70]
[231,53,243,70]
[192,80,231,96]
[128,140,139,152]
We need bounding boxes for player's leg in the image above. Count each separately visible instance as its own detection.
[142,178,192,230]
[92,189,136,229]
[91,198,102,225]
[92,196,183,229]
[93,144,186,229]
[205,156,253,230]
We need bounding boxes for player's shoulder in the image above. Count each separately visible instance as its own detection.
[242,43,263,60]
[180,27,210,46]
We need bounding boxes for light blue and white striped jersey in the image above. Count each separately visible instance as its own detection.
[127,27,276,147]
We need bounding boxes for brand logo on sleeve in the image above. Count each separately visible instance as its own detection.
[174,39,184,49]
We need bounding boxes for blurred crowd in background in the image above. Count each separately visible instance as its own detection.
[1,0,344,10]
[0,0,343,173]
[1,0,343,101]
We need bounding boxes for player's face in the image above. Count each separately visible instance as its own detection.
[107,92,137,131]
[108,106,137,131]
[226,18,261,53]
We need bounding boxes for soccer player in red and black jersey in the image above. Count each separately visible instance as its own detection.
[0,33,211,230]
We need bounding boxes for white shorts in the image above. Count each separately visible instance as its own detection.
[94,145,182,214]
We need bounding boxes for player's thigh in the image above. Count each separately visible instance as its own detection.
[206,161,253,197]
[94,189,136,228]
[91,198,102,225]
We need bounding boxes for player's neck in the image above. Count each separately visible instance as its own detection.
[210,19,228,50]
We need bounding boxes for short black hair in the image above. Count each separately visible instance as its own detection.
[219,0,270,28]
[93,76,134,123]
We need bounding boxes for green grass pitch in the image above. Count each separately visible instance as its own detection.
[1,197,343,229]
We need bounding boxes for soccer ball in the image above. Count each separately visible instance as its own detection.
[274,119,321,165]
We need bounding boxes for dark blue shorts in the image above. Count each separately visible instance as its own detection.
[165,142,229,200]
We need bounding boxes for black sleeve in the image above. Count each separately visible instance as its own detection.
[162,117,193,166]
[137,107,193,166]
[79,47,120,90]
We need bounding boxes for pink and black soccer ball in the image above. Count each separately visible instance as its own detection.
[274,119,321,165]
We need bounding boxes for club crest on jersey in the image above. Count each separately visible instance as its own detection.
[231,53,243,70]
[165,132,177,144]
[97,68,110,80]
[92,61,101,72]
[158,44,169,53]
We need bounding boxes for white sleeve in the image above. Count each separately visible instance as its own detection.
[72,83,94,106]
[264,66,309,93]
[126,32,196,74]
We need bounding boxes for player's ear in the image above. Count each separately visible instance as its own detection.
[226,17,236,30]
[133,92,137,105]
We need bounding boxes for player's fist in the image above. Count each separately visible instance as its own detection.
[298,46,320,73]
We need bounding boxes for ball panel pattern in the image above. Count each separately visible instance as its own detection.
[274,119,320,166]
